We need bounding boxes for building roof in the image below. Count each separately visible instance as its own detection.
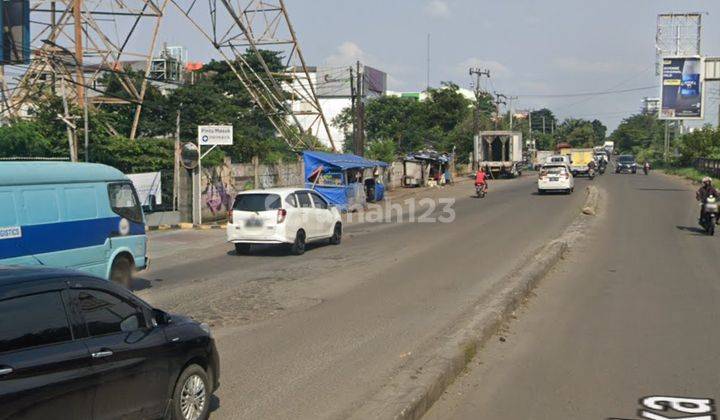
[0,162,127,186]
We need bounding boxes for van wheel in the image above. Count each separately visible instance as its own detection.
[234,243,251,255]
[171,364,210,420]
[290,230,306,255]
[329,223,342,245]
[110,255,133,289]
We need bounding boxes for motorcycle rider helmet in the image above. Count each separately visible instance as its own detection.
[702,176,712,186]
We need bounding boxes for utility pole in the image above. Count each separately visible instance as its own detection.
[501,94,518,130]
[528,110,533,149]
[354,61,365,156]
[426,33,431,90]
[492,92,507,130]
[469,68,491,135]
[542,116,546,134]
[664,120,670,162]
[73,0,84,108]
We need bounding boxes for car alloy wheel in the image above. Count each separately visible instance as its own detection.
[180,374,207,420]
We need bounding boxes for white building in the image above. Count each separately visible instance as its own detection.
[288,65,387,150]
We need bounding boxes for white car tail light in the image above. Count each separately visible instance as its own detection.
[277,208,287,224]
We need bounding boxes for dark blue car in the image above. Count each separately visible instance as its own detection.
[0,266,219,420]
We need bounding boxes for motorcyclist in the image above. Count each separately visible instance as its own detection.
[597,157,607,173]
[696,177,719,222]
[587,159,597,175]
[643,161,651,174]
[475,167,489,194]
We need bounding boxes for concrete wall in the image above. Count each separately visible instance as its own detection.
[231,158,304,191]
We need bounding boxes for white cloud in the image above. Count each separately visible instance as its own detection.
[424,0,451,19]
[323,41,408,89]
[323,41,371,68]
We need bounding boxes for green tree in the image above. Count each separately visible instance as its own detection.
[676,126,720,166]
[0,120,54,158]
[610,113,664,155]
[366,138,397,163]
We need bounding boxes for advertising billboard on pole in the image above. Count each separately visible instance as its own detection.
[659,56,704,120]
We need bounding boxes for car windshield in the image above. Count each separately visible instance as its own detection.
[233,194,281,212]
[618,156,635,163]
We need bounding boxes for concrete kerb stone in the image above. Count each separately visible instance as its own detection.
[350,185,602,420]
[582,185,600,216]
[147,222,226,232]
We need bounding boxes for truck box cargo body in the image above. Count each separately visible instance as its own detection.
[473,131,524,177]
[567,148,595,176]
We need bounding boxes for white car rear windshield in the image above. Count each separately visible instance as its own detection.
[543,166,566,174]
[233,194,282,212]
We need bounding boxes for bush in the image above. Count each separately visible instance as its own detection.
[676,126,720,166]
[366,139,397,163]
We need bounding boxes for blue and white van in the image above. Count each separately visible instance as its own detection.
[0,162,147,286]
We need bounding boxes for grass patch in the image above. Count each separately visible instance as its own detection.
[463,342,477,365]
[664,167,719,184]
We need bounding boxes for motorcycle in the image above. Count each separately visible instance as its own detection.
[475,184,487,198]
[588,167,596,180]
[700,195,719,235]
[598,165,606,175]
[643,165,649,175]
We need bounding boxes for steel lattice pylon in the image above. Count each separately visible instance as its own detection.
[3,0,168,142]
[170,0,336,151]
[3,0,334,153]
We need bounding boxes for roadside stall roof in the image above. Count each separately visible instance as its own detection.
[302,151,388,171]
[404,150,450,164]
[0,162,127,186]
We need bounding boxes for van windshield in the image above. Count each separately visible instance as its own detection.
[108,183,143,223]
[233,194,281,212]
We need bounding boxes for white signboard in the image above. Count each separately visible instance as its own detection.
[0,226,22,240]
[198,125,233,146]
[127,172,162,206]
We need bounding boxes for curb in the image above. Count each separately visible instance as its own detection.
[350,185,601,420]
[582,185,600,215]
[146,223,227,232]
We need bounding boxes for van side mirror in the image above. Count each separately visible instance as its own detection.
[147,195,157,213]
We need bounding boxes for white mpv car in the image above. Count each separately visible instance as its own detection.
[226,188,343,255]
[538,164,574,194]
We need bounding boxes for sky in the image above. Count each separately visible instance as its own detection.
[141,0,720,131]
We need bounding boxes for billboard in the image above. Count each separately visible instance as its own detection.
[660,56,704,120]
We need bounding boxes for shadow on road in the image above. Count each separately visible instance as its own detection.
[676,225,708,236]
[226,242,327,258]
[209,395,221,415]
[131,277,156,292]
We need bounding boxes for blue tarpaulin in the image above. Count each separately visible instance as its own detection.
[303,151,389,211]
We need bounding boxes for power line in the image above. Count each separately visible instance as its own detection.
[517,85,657,98]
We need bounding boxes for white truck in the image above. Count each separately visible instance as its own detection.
[474,131,524,178]
[603,141,615,155]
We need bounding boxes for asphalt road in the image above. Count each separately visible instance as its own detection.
[138,174,589,419]
[425,171,720,420]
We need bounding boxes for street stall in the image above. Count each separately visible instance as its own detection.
[302,151,389,212]
[402,150,451,187]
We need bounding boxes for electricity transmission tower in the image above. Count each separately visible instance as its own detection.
[170,0,336,151]
[3,0,168,148]
[4,0,335,155]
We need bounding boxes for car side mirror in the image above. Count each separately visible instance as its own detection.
[153,308,172,326]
